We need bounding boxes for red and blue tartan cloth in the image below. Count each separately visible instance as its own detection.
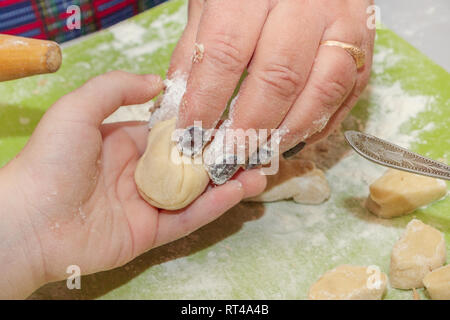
[0,0,168,43]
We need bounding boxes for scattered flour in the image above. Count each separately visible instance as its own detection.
[103,101,154,124]
[19,117,30,125]
[78,207,87,221]
[361,81,434,147]
[120,5,187,58]
[312,114,330,133]
[148,74,187,128]
[372,47,403,74]
[109,22,147,50]
[124,42,167,58]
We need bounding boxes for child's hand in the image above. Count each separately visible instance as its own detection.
[0,71,266,298]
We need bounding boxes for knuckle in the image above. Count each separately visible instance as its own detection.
[312,65,355,110]
[185,85,222,111]
[205,36,244,73]
[182,88,223,125]
[255,63,304,99]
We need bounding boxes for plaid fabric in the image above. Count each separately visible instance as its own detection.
[0,0,168,43]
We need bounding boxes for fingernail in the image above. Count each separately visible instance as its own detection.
[205,154,240,185]
[176,125,210,157]
[282,142,306,159]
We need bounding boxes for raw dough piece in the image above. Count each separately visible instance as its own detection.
[135,118,209,210]
[390,219,446,289]
[308,265,387,300]
[366,169,447,218]
[246,158,330,205]
[423,264,450,300]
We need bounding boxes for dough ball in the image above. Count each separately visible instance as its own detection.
[423,265,450,300]
[246,159,330,205]
[390,219,446,289]
[366,169,447,218]
[135,118,209,210]
[308,265,388,300]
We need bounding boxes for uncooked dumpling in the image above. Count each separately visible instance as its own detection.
[422,264,450,300]
[366,169,447,218]
[390,219,446,289]
[135,118,210,210]
[246,158,330,205]
[308,265,388,300]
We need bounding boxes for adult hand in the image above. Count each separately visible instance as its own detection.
[0,71,266,298]
[170,0,375,153]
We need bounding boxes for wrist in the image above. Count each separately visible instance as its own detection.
[0,160,46,299]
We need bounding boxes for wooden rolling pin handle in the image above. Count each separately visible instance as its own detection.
[0,34,62,82]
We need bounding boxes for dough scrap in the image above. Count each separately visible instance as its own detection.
[246,158,330,205]
[423,264,450,300]
[308,265,388,300]
[390,219,446,289]
[135,118,209,210]
[366,169,447,218]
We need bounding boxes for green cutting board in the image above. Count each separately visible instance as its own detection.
[1,0,448,300]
